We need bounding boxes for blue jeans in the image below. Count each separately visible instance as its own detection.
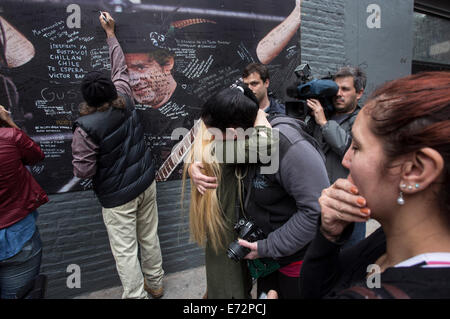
[343,222,366,249]
[0,229,42,299]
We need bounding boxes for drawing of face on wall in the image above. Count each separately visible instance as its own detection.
[125,49,177,109]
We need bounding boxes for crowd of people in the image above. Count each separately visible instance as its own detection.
[1,10,449,299]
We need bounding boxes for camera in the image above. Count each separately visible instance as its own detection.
[285,63,338,121]
[227,218,265,262]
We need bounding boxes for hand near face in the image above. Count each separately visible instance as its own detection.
[319,178,371,241]
[254,109,271,127]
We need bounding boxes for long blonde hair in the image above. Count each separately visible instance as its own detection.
[182,86,260,253]
[182,121,229,253]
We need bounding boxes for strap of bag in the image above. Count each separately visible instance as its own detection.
[234,165,249,221]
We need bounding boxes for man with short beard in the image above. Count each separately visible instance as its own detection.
[306,66,367,247]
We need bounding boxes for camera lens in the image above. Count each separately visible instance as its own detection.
[227,240,249,262]
[226,247,240,262]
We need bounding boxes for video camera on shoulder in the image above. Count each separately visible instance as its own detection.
[285,63,338,120]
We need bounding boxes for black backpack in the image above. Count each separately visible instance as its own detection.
[268,114,325,165]
[239,113,326,226]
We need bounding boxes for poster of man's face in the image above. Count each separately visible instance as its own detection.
[0,0,302,193]
[125,50,176,108]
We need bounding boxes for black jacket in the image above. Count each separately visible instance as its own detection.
[73,95,155,208]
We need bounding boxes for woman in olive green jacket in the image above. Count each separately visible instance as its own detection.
[184,86,276,298]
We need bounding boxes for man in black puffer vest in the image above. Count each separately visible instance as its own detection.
[71,12,164,299]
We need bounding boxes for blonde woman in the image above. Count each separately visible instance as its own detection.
[184,86,275,298]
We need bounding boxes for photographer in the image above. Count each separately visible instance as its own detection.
[189,93,329,299]
[305,66,367,247]
[189,66,330,298]
[236,112,329,299]
[189,102,329,298]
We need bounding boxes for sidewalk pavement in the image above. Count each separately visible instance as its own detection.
[75,265,207,299]
[74,219,381,299]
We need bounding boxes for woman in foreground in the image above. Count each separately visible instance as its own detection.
[299,71,450,299]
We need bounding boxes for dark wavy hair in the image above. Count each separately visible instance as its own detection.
[201,86,259,132]
[364,71,450,217]
[243,63,270,82]
[334,66,367,93]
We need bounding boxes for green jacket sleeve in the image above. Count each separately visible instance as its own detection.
[213,126,278,165]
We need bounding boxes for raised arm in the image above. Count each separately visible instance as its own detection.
[256,0,301,65]
[99,11,132,98]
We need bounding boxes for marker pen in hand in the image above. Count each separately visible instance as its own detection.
[100,11,108,23]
